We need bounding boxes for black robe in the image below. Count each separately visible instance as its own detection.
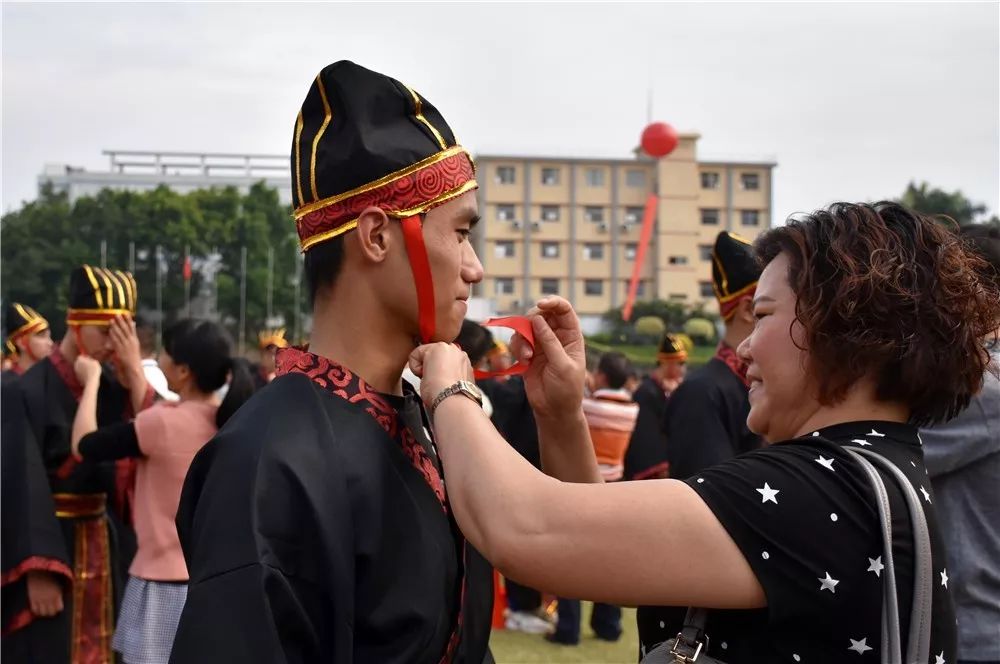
[638,353,763,659]
[623,376,669,481]
[2,352,138,662]
[170,351,494,664]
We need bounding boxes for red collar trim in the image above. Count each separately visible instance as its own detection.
[714,342,750,388]
[49,346,83,401]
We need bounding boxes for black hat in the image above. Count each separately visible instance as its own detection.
[291,61,477,251]
[67,265,137,326]
[5,303,48,351]
[711,232,761,320]
[657,333,688,363]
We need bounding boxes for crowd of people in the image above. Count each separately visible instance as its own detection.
[1,58,997,664]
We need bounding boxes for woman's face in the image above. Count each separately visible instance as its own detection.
[159,350,187,393]
[738,252,819,442]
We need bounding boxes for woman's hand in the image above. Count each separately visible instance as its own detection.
[73,355,103,386]
[109,315,142,379]
[26,570,64,617]
[510,296,587,420]
[409,342,474,409]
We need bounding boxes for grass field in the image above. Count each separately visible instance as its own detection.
[490,604,639,663]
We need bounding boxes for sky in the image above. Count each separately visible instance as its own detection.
[2,2,998,222]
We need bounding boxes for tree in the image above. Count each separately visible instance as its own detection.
[1,182,300,351]
[899,181,996,228]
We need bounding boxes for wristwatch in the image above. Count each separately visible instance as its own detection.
[429,380,484,418]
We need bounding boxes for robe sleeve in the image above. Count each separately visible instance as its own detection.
[170,407,356,663]
[662,379,735,479]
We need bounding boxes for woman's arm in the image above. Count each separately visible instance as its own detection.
[70,356,103,457]
[431,393,765,609]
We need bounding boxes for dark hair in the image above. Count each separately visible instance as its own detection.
[455,320,494,365]
[597,351,632,390]
[303,236,346,306]
[161,319,256,427]
[135,316,156,357]
[755,202,1000,426]
[960,224,1000,292]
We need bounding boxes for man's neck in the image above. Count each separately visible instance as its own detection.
[308,299,414,396]
[59,335,79,364]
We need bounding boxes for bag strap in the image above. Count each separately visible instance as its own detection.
[666,607,709,662]
[846,448,933,664]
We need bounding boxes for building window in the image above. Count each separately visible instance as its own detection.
[496,166,516,185]
[700,281,715,298]
[583,243,604,260]
[669,293,688,301]
[495,278,515,296]
[494,241,515,259]
[636,281,646,297]
[541,205,560,221]
[740,173,760,190]
[541,278,560,295]
[585,168,605,187]
[624,206,644,224]
[624,243,638,261]
[741,210,760,226]
[700,209,720,226]
[626,169,646,188]
[701,172,720,189]
[699,244,713,261]
[497,204,517,221]
[540,242,560,259]
[584,279,604,296]
[668,255,689,266]
[540,167,560,186]
[584,206,605,223]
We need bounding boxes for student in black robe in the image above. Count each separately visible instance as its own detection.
[169,61,494,664]
[623,333,687,481]
[1,302,53,385]
[2,265,151,663]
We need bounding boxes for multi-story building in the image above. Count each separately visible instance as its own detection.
[474,133,776,330]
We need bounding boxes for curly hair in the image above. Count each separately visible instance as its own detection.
[755,202,1000,426]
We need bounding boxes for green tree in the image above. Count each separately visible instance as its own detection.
[1,182,300,349]
[899,181,996,228]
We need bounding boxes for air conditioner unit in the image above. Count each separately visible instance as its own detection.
[597,223,608,233]
[531,221,541,232]
[511,220,522,230]
[620,223,632,233]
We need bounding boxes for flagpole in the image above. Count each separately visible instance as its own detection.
[155,244,163,350]
[184,244,191,317]
[266,246,274,323]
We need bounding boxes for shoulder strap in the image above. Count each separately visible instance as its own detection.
[846,448,933,664]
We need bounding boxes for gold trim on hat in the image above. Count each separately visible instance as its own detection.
[102,268,127,310]
[9,304,49,340]
[405,85,447,151]
[309,74,333,202]
[82,265,104,309]
[713,280,758,304]
[299,178,479,251]
[294,146,470,219]
[294,111,305,207]
[114,270,135,312]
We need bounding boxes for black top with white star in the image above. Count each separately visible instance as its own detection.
[643,421,957,663]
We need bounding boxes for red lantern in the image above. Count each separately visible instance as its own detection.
[640,122,678,158]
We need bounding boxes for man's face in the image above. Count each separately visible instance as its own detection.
[20,329,53,360]
[260,346,278,373]
[78,324,113,362]
[405,191,485,342]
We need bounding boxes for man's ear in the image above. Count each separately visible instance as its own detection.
[734,296,756,325]
[352,207,394,264]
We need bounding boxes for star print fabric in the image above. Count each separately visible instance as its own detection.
[674,421,956,663]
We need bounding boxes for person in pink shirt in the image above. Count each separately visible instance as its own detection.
[71,318,255,664]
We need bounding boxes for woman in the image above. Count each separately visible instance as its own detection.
[409,202,999,662]
[71,318,255,664]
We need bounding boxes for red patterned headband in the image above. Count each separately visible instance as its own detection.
[294,146,478,251]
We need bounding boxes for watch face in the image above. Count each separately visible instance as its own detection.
[459,381,483,402]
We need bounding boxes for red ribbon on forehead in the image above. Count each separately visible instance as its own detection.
[473,316,535,379]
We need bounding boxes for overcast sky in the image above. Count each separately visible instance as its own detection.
[3,2,998,222]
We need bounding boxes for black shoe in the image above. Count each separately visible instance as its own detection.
[545,632,579,646]
[592,630,622,642]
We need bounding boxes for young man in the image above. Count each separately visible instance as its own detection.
[170,61,494,663]
[638,231,764,656]
[2,303,53,384]
[2,265,150,663]
[254,327,288,388]
[549,351,639,646]
[623,333,687,482]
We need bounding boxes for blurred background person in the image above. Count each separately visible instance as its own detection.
[72,319,255,664]
[254,328,288,388]
[2,303,52,384]
[136,316,178,402]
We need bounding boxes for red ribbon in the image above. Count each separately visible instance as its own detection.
[400,215,437,344]
[473,316,535,379]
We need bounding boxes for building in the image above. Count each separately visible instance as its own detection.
[38,138,775,331]
[474,133,775,329]
[40,150,293,205]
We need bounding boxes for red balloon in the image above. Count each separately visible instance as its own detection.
[640,122,679,158]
